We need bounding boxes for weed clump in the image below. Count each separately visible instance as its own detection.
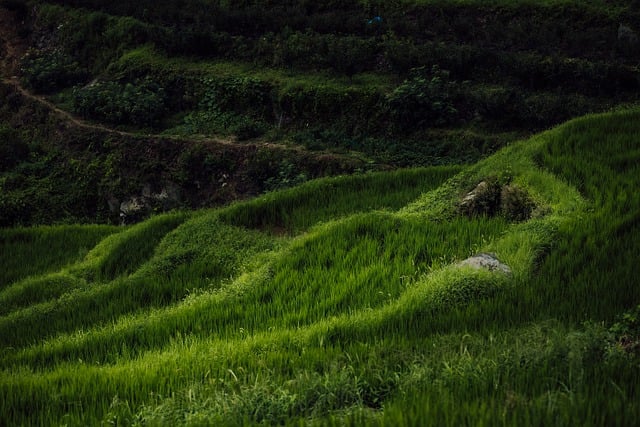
[608,304,640,358]
[501,184,536,221]
[459,177,535,221]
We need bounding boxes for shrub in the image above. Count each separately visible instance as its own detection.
[72,77,166,126]
[233,118,268,141]
[608,304,640,358]
[264,160,308,192]
[387,65,459,130]
[500,184,535,221]
[199,76,273,118]
[20,51,89,94]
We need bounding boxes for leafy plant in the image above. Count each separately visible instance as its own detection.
[20,50,89,94]
[387,65,459,130]
[264,160,308,192]
[72,77,167,126]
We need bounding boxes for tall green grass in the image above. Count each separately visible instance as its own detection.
[219,166,462,233]
[0,213,276,349]
[0,224,118,288]
[2,111,640,425]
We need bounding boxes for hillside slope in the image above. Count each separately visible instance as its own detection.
[3,0,640,226]
[1,109,640,425]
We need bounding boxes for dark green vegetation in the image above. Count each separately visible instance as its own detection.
[20,0,640,135]
[3,0,640,226]
[2,109,640,425]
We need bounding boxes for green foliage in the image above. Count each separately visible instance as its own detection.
[219,166,461,233]
[68,212,189,282]
[263,160,308,192]
[72,77,167,126]
[198,76,273,118]
[607,304,640,359]
[387,66,459,130]
[3,108,640,425]
[0,224,118,288]
[5,1,640,425]
[528,108,640,322]
[501,184,535,221]
[20,50,89,94]
[22,0,640,146]
[176,76,273,137]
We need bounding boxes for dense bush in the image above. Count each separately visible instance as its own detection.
[72,77,167,126]
[500,184,535,221]
[387,66,459,130]
[20,51,88,93]
[198,76,273,118]
[264,160,308,192]
[173,76,273,136]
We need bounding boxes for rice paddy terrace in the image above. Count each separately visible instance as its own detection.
[2,108,640,425]
[2,0,640,425]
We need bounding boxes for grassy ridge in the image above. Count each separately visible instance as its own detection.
[0,224,119,287]
[2,110,640,425]
[219,166,463,233]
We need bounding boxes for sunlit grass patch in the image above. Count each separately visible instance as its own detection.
[0,272,86,316]
[219,166,462,234]
[67,212,190,282]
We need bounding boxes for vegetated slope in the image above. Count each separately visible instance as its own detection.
[0,75,372,226]
[16,0,640,139]
[2,109,640,426]
[3,0,639,227]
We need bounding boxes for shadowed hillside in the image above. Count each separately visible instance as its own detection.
[3,0,640,226]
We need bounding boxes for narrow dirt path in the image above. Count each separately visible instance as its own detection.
[2,76,137,136]
[0,6,307,154]
[1,74,306,153]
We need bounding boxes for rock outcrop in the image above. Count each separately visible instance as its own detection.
[458,252,512,275]
[115,182,182,224]
[459,179,535,221]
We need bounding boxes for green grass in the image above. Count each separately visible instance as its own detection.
[2,109,640,425]
[219,166,463,233]
[0,224,119,288]
[114,45,393,91]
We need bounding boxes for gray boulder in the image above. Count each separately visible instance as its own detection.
[458,252,512,275]
[119,197,147,224]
